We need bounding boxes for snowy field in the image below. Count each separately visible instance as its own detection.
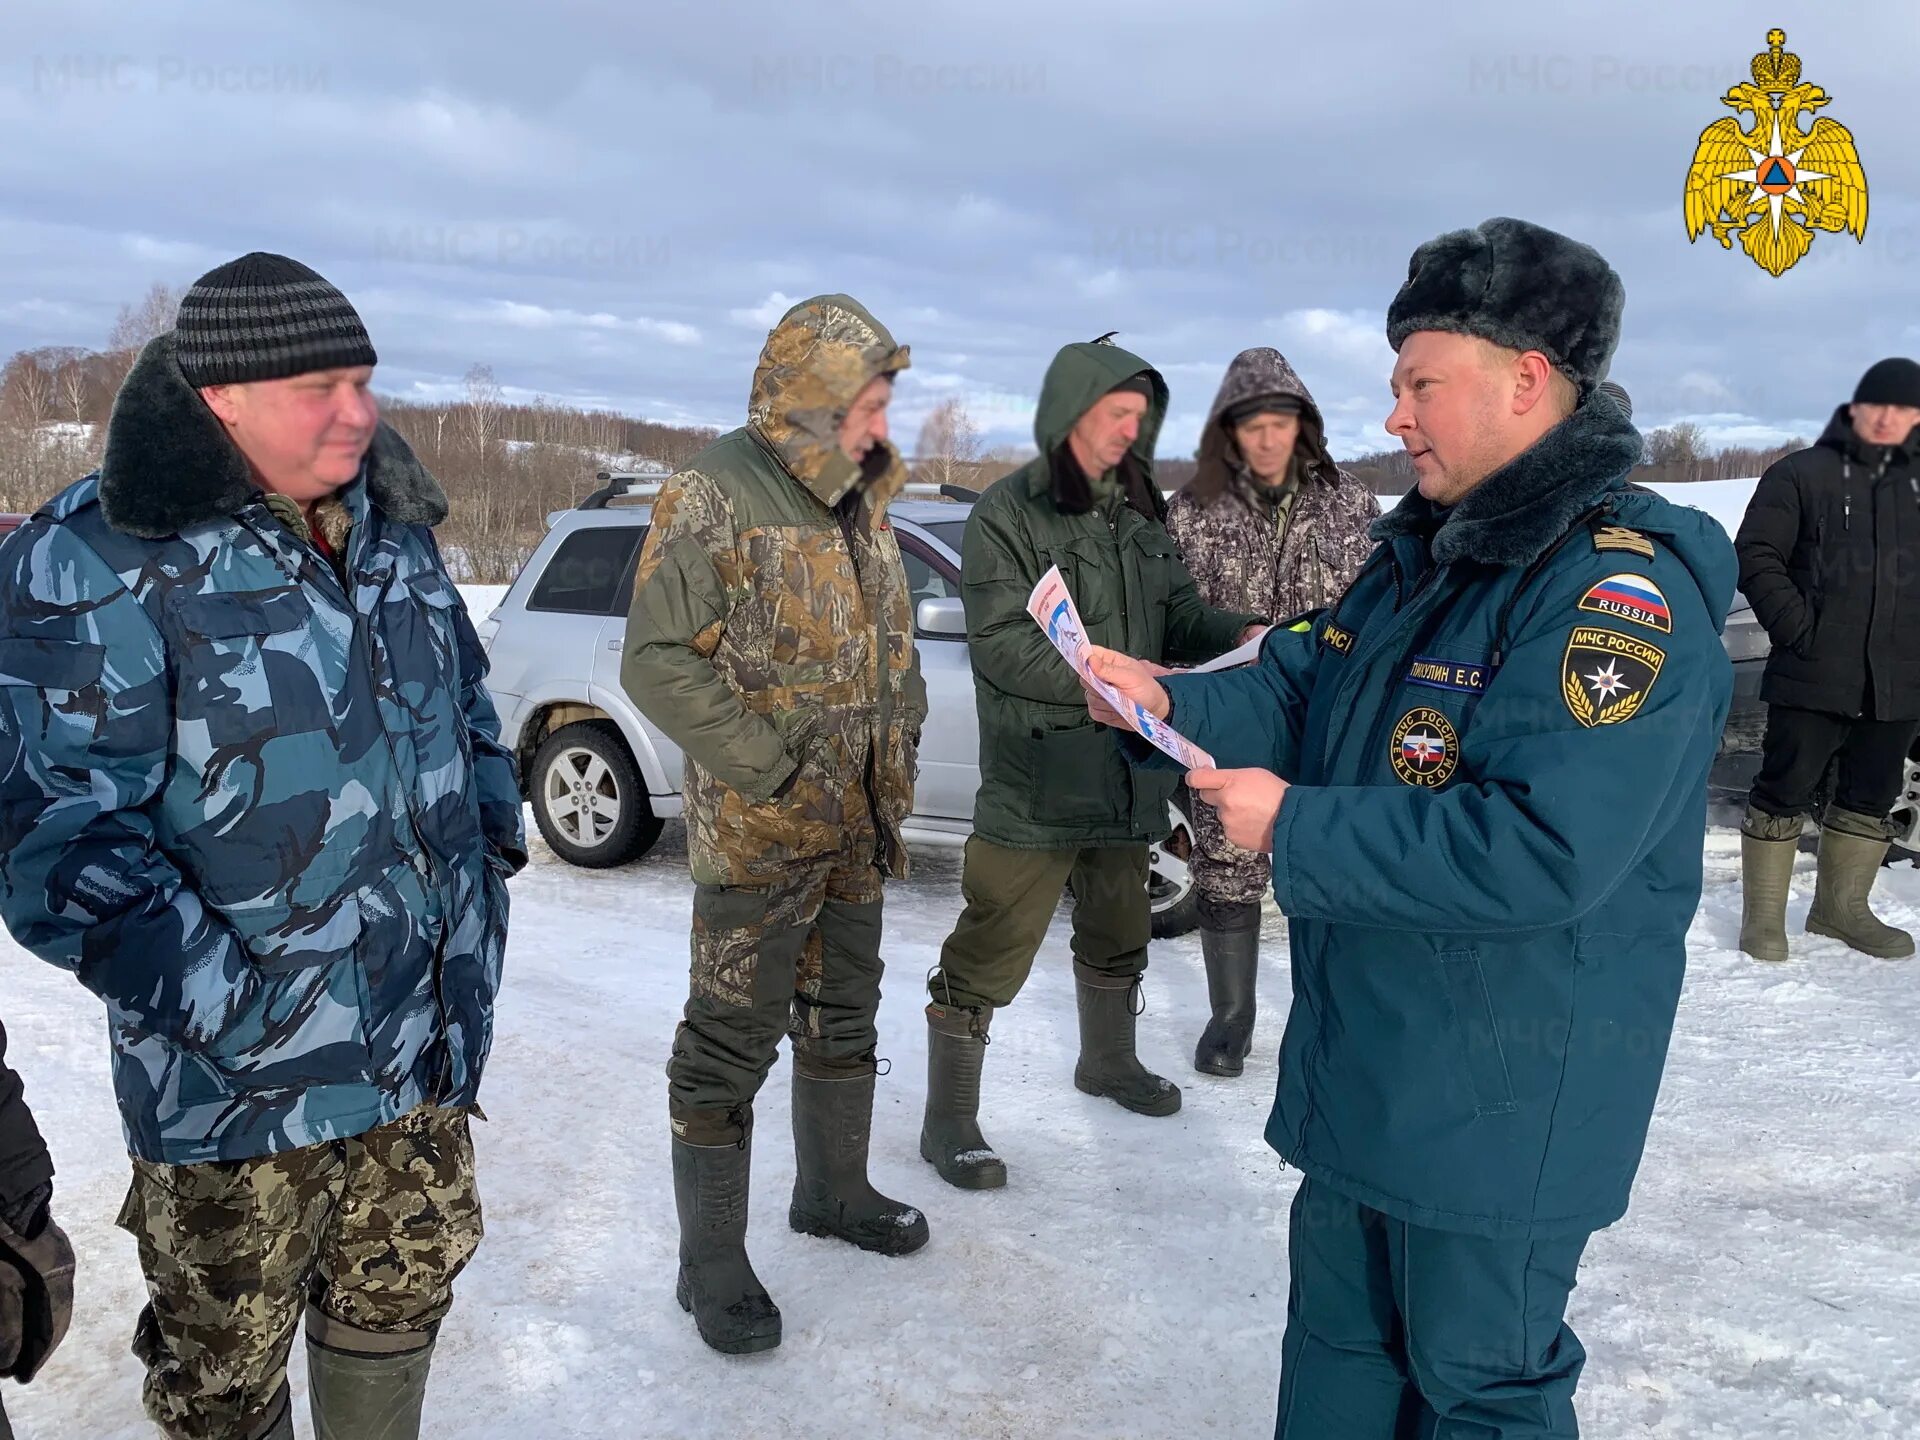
[6,819,1920,1438]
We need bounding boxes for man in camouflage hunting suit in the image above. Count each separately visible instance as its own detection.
[623,294,929,1355]
[1164,349,1379,1077]
[0,254,522,1440]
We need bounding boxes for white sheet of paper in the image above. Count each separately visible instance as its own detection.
[1185,630,1268,674]
[1026,566,1216,771]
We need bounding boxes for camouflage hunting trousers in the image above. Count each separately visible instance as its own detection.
[115,1104,481,1440]
[1188,792,1274,906]
[668,829,889,1140]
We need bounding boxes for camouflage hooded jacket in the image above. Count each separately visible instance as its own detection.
[1166,348,1381,622]
[0,334,524,1165]
[622,295,926,886]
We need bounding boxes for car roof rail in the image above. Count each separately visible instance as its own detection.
[898,482,980,504]
[580,470,665,510]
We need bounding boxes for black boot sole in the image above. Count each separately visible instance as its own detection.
[918,1130,1008,1190]
[1193,1052,1245,1077]
[675,1269,782,1355]
[788,1206,931,1256]
[1073,1071,1182,1116]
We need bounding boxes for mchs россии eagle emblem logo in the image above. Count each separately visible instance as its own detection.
[1683,28,1867,277]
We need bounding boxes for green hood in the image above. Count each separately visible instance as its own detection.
[1028,340,1169,510]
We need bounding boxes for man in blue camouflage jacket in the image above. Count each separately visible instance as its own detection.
[0,253,523,1440]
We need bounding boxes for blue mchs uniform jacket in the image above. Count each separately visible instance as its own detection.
[1148,398,1735,1238]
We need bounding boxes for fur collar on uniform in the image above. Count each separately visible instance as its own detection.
[99,332,448,539]
[1371,389,1643,568]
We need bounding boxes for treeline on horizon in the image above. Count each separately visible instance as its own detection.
[1,282,1806,578]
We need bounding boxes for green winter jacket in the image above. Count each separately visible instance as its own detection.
[962,340,1260,850]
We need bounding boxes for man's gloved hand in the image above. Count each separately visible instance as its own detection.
[0,1186,75,1384]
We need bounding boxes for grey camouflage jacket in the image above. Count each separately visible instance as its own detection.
[1166,347,1381,622]
[0,334,524,1165]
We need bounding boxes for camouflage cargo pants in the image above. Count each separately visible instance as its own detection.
[668,832,888,1141]
[115,1104,482,1440]
[1189,792,1273,907]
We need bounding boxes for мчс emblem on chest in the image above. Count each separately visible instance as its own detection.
[1390,706,1459,787]
[1562,626,1666,728]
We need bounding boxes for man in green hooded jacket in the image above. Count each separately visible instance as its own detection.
[919,337,1264,1190]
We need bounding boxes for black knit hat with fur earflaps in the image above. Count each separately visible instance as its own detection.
[174,252,377,387]
[1386,218,1624,396]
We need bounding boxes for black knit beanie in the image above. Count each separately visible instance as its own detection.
[174,252,377,387]
[1853,358,1920,409]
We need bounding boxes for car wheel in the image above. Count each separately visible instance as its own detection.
[1148,791,1200,939]
[530,720,662,867]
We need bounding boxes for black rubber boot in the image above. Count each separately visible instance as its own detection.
[671,1110,781,1355]
[1072,961,1181,1117]
[789,1066,930,1256]
[306,1313,434,1440]
[1808,808,1915,958]
[920,1002,1007,1190]
[1194,899,1260,1076]
[247,1385,295,1440]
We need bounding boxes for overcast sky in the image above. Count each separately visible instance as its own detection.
[3,0,1916,461]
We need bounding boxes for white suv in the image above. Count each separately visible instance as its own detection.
[477,483,1203,935]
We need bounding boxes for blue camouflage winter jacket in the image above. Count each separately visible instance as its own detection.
[1142,397,1735,1238]
[0,335,525,1164]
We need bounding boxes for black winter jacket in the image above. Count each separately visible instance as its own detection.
[1735,406,1920,719]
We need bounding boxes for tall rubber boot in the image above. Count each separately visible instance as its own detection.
[306,1313,434,1440]
[670,1108,781,1355]
[1807,808,1915,958]
[1071,961,1181,1117]
[1739,807,1802,963]
[920,1002,1007,1190]
[1193,898,1260,1076]
[789,1065,930,1256]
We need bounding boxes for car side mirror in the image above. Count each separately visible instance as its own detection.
[916,597,967,638]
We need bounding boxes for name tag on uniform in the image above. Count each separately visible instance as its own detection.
[1320,620,1356,655]
[1403,654,1496,694]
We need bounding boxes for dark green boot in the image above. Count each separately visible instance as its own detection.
[306,1313,434,1440]
[1072,961,1181,1117]
[1739,807,1801,963]
[789,1066,930,1256]
[1808,808,1915,958]
[1194,899,1260,1076]
[920,1002,1007,1190]
[671,1108,781,1355]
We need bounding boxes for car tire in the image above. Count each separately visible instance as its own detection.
[1148,791,1201,939]
[530,720,662,867]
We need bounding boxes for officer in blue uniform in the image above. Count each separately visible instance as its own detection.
[1089,218,1735,1438]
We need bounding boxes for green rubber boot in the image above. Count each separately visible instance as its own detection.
[1739,808,1801,963]
[1071,961,1181,1117]
[1807,809,1915,958]
[306,1312,434,1440]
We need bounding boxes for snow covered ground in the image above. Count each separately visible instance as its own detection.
[5,820,1919,1438]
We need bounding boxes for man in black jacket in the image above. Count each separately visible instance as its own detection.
[1735,357,1920,961]
[0,1018,73,1438]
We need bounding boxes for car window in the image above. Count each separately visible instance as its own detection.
[899,538,958,607]
[526,527,647,616]
[921,519,969,556]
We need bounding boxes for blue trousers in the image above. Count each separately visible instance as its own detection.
[1275,1179,1591,1439]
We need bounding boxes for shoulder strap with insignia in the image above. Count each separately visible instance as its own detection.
[1591,521,1655,560]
